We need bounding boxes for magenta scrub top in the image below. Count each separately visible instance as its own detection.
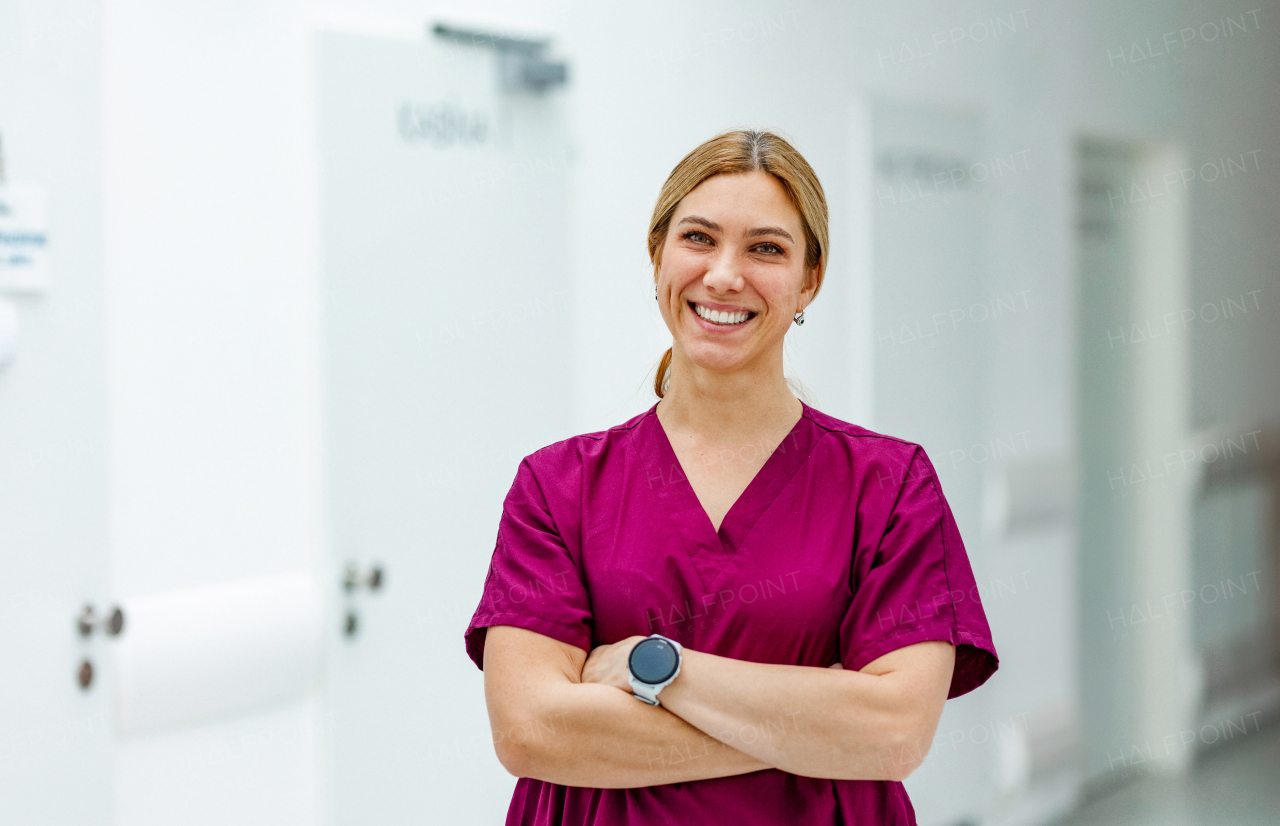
[464,401,998,825]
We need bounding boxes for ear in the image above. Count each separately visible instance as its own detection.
[799,262,820,308]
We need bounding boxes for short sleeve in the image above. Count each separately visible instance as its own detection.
[840,446,998,698]
[463,456,594,671]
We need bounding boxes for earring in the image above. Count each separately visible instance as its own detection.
[654,283,658,301]
[793,309,805,326]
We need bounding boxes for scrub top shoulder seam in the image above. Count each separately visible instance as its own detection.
[914,447,961,631]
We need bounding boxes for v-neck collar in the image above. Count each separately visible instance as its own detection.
[629,401,822,591]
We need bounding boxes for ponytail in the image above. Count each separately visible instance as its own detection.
[654,347,674,398]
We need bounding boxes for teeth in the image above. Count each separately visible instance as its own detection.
[693,303,752,325]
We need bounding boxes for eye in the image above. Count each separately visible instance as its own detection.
[680,230,712,244]
[754,242,784,255]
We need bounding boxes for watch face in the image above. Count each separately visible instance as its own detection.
[629,638,679,684]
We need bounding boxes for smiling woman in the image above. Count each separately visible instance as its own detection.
[464,129,998,826]
[648,130,829,398]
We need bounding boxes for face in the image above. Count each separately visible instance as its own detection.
[656,170,817,376]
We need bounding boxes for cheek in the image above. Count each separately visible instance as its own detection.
[662,249,703,281]
[757,278,798,309]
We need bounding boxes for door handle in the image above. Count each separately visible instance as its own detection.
[341,563,384,638]
[77,604,125,637]
[343,563,384,592]
[76,604,124,690]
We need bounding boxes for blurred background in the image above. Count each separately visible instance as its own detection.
[1,1,1277,824]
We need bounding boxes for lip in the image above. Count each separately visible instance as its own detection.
[687,300,756,332]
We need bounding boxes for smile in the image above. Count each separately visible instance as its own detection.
[690,302,756,326]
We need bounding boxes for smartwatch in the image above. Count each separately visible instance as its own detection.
[627,634,683,706]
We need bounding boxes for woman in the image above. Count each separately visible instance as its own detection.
[464,129,998,825]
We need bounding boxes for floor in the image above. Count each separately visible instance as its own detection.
[1055,721,1280,825]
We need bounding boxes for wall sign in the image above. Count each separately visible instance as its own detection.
[0,184,49,293]
[397,102,490,147]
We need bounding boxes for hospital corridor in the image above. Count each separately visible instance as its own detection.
[1,1,1278,825]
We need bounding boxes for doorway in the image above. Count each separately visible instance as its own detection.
[1074,137,1198,790]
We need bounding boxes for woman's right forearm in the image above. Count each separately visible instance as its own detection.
[502,681,772,788]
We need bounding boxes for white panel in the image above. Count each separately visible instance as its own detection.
[1126,146,1197,773]
[114,572,322,735]
[847,98,875,427]
[867,97,995,826]
[0,1,114,824]
[0,298,18,368]
[315,28,573,825]
[983,454,1077,537]
[115,698,322,826]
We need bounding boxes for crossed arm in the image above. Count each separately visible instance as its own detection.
[482,625,955,788]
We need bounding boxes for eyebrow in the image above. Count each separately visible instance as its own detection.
[677,215,795,243]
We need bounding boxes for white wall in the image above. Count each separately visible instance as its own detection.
[100,2,325,822]
[1067,2,1280,431]
[0,0,114,822]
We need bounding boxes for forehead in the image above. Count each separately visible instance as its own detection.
[673,171,802,229]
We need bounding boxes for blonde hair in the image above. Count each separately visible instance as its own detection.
[648,129,829,398]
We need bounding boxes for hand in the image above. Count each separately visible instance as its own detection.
[581,635,649,693]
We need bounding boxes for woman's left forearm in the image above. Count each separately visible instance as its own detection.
[655,647,945,781]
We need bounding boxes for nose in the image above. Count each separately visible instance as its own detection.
[702,248,744,294]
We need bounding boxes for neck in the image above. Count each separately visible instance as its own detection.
[656,346,802,443]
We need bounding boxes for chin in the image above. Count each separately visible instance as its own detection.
[681,347,751,375]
